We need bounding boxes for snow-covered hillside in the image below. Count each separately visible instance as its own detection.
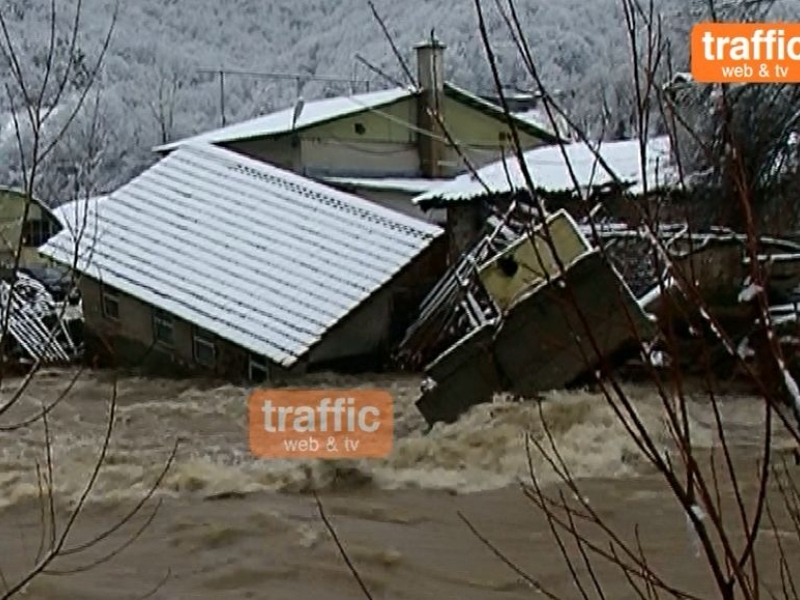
[0,0,796,199]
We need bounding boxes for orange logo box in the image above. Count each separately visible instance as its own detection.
[248,389,393,459]
[691,23,800,83]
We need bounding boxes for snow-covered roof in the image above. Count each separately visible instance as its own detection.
[154,87,415,152]
[50,195,109,230]
[322,176,449,194]
[154,83,562,154]
[414,135,677,206]
[512,109,565,140]
[39,143,443,367]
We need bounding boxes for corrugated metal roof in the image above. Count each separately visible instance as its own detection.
[50,195,108,230]
[414,135,676,205]
[512,108,567,140]
[39,143,443,368]
[153,87,415,153]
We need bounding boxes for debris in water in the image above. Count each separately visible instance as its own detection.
[402,209,654,426]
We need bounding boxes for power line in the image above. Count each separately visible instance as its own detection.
[195,67,372,85]
[192,64,544,164]
[354,54,407,90]
[195,67,376,126]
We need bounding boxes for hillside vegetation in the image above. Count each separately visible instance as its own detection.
[0,0,796,202]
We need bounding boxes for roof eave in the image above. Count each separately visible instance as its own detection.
[415,179,670,209]
[415,193,488,211]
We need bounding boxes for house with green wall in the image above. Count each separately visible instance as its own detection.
[154,39,563,236]
[0,187,62,268]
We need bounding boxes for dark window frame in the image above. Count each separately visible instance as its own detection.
[152,308,175,347]
[248,353,269,383]
[101,284,120,321]
[193,327,216,366]
[21,217,56,247]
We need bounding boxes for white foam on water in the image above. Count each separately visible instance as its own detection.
[0,370,786,508]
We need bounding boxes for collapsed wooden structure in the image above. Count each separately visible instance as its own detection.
[397,207,655,424]
[0,272,83,364]
[397,191,800,425]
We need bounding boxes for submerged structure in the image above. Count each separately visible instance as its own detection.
[399,207,655,425]
[40,142,445,380]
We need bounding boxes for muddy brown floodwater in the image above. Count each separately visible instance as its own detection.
[0,369,797,599]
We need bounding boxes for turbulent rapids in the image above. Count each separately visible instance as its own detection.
[0,369,780,508]
[1,369,797,600]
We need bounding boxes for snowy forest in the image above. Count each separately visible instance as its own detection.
[1,0,798,204]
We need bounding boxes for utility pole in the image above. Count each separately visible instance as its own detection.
[219,69,226,126]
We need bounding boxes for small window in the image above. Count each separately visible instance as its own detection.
[354,122,366,135]
[153,308,174,346]
[193,327,216,366]
[21,218,54,247]
[101,284,119,320]
[248,353,269,383]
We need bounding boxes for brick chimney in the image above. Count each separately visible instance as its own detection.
[415,36,446,178]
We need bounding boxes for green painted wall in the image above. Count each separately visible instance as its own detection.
[441,95,544,148]
[0,189,61,267]
[440,96,547,173]
[298,97,419,176]
[223,98,419,177]
[217,93,551,179]
[299,93,546,156]
[305,97,417,143]
[226,135,299,171]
